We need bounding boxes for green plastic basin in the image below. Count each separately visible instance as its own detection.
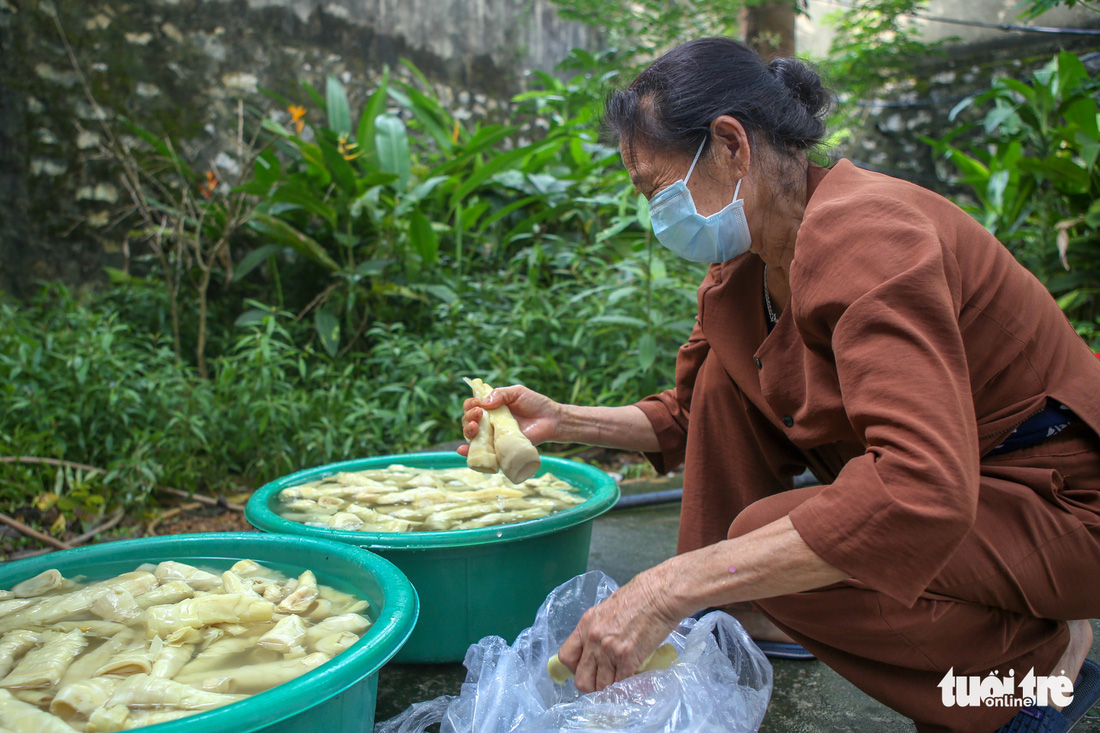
[246,452,619,663]
[0,532,418,732]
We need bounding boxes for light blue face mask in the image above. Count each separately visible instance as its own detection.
[648,138,751,263]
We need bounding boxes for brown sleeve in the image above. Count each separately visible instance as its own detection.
[633,315,710,473]
[787,194,980,608]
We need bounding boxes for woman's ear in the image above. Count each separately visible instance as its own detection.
[710,115,752,180]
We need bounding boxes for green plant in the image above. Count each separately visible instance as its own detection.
[925,51,1100,345]
[819,0,951,128]
[1018,0,1100,19]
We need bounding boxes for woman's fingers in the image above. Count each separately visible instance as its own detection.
[594,655,618,693]
[462,405,483,439]
[553,569,683,694]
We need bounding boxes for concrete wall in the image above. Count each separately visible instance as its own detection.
[0,0,597,297]
[798,0,1100,58]
[795,0,1100,190]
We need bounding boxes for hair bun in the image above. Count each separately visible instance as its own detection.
[768,57,830,121]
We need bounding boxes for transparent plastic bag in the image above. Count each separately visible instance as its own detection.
[374,570,773,733]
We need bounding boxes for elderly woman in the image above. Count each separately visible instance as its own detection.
[460,38,1100,732]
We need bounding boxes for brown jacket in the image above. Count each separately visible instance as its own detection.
[635,159,1100,608]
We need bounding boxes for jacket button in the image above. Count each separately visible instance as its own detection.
[754,357,762,369]
[782,415,794,427]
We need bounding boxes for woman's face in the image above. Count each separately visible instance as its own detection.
[622,137,740,218]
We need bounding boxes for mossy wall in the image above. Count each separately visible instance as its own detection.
[830,32,1100,191]
[0,0,596,297]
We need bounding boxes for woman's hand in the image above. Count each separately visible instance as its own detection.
[554,568,685,693]
[458,385,562,456]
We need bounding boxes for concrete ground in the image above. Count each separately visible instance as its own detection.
[375,477,1100,731]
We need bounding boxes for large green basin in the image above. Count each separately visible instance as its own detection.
[246,452,619,663]
[0,532,418,732]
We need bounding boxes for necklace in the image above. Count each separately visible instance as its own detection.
[763,264,778,325]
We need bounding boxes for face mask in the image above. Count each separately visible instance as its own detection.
[648,138,751,263]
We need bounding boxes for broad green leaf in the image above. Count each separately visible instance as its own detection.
[325,76,352,135]
[271,184,338,229]
[262,118,293,138]
[459,201,490,232]
[247,211,339,272]
[590,314,647,328]
[608,286,639,306]
[637,332,657,371]
[1056,51,1088,100]
[356,67,390,168]
[986,170,1010,210]
[375,114,411,191]
[596,217,635,243]
[101,267,133,288]
[1086,200,1100,229]
[998,78,1036,105]
[316,134,358,194]
[478,195,542,231]
[410,283,457,303]
[235,308,269,327]
[947,95,974,122]
[1020,155,1089,191]
[408,210,440,265]
[449,144,546,209]
[393,83,455,153]
[356,258,392,276]
[232,244,282,282]
[314,308,341,357]
[1063,97,1099,140]
[253,149,282,188]
[983,101,1018,135]
[410,175,452,201]
[289,140,331,185]
[464,125,516,151]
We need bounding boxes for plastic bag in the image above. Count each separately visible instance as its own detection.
[374,571,773,733]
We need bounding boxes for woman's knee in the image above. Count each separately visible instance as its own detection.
[728,494,791,539]
[727,485,825,540]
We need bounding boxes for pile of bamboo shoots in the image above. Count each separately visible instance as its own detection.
[277,465,584,533]
[0,560,370,731]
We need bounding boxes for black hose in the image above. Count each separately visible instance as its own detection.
[611,471,822,511]
[612,489,683,510]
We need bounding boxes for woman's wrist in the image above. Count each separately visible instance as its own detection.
[552,402,583,444]
[642,554,702,622]
[553,404,658,452]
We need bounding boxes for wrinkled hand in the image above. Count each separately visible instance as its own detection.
[458,385,561,457]
[555,568,684,693]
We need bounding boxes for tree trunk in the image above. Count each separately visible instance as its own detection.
[740,0,797,60]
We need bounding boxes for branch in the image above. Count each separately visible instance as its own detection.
[68,509,126,547]
[0,457,245,511]
[0,513,71,550]
[0,456,104,474]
